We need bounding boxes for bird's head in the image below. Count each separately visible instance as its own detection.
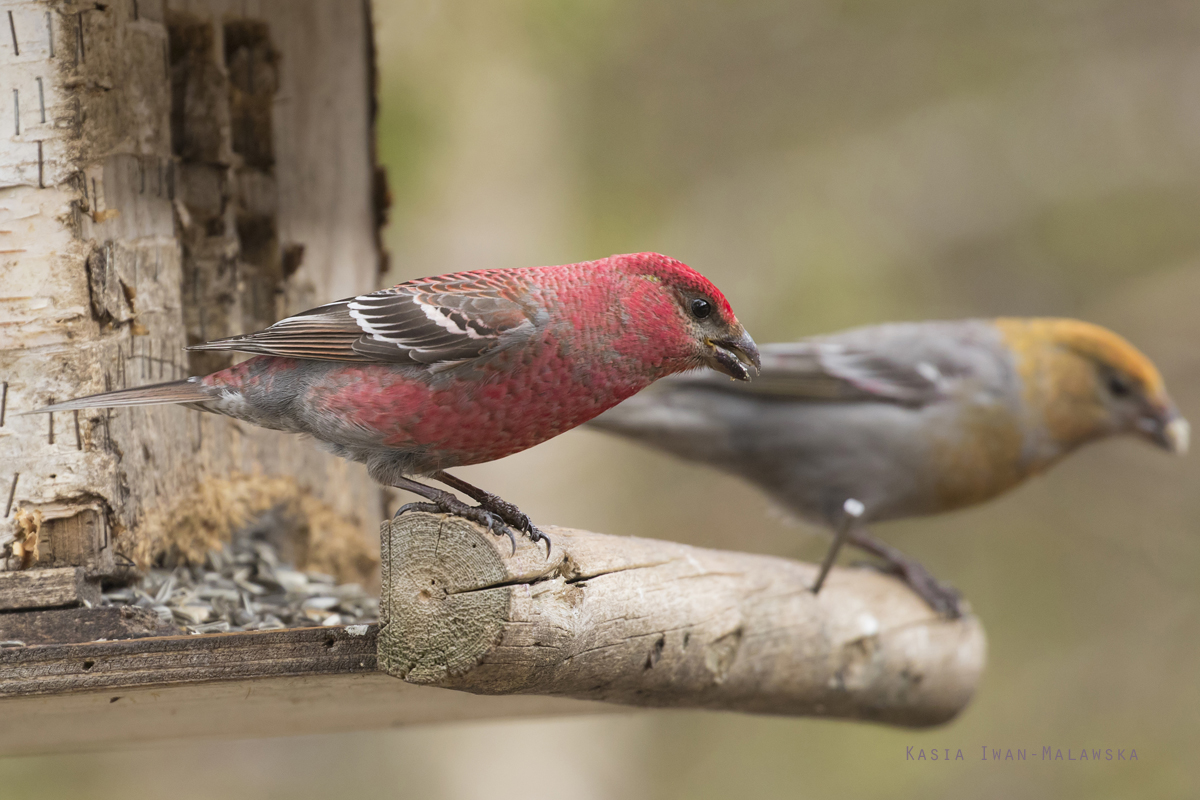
[997,318,1188,457]
[612,253,760,381]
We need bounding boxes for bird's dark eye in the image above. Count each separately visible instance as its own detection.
[690,298,712,319]
[1107,374,1132,398]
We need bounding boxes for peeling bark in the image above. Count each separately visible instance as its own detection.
[0,1,382,592]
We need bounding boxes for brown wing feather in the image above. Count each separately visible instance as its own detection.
[188,270,539,366]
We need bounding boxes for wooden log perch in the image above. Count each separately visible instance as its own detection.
[378,513,987,728]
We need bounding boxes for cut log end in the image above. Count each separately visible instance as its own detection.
[377,513,986,728]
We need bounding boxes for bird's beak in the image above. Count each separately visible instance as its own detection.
[1138,404,1189,455]
[704,329,761,381]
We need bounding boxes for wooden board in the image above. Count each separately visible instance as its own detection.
[0,624,610,755]
[0,567,98,611]
[0,605,178,645]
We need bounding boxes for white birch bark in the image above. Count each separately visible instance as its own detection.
[0,0,383,581]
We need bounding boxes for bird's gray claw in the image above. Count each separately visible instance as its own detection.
[395,501,435,519]
[466,494,547,555]
[498,526,517,556]
[530,527,552,558]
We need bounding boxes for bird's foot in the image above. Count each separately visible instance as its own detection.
[393,498,518,553]
[875,559,964,619]
[844,529,965,619]
[394,495,548,557]
[429,472,552,558]
[470,492,551,557]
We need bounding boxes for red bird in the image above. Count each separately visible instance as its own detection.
[35,253,760,552]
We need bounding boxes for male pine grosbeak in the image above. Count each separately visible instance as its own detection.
[34,253,760,552]
[589,318,1188,616]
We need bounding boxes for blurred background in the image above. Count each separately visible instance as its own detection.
[4,0,1199,796]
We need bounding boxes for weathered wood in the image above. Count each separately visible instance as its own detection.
[0,0,382,588]
[0,672,609,757]
[0,566,99,611]
[0,517,987,752]
[33,506,114,577]
[0,604,175,644]
[0,623,610,755]
[0,624,379,696]
[378,514,987,728]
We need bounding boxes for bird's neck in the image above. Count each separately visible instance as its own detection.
[1000,334,1115,470]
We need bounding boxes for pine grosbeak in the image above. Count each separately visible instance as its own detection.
[35,253,760,552]
[589,318,1188,616]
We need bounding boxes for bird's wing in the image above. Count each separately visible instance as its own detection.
[189,272,538,366]
[671,323,994,406]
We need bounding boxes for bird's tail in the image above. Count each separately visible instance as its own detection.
[24,378,216,415]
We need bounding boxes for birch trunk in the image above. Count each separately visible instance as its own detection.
[0,1,383,594]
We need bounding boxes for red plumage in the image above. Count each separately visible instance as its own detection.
[36,252,760,550]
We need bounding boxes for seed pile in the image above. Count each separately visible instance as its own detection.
[102,530,379,635]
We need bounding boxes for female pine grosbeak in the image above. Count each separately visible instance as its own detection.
[589,318,1188,616]
[35,253,760,553]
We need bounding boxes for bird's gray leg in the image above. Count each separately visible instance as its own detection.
[432,471,551,557]
[390,476,515,554]
[844,528,964,619]
[811,498,865,595]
